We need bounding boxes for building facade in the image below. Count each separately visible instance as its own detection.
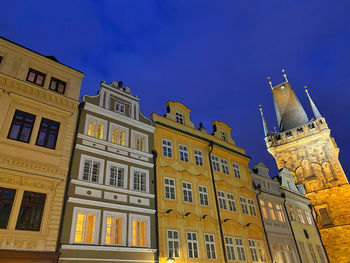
[0,37,84,262]
[152,101,271,263]
[261,78,350,262]
[58,80,157,262]
[250,162,300,263]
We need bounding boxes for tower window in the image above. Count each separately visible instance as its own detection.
[26,68,46,86]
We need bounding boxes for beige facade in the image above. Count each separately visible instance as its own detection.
[0,37,83,262]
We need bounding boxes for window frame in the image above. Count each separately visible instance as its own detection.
[84,114,108,140]
[235,237,247,261]
[131,130,148,152]
[225,236,237,261]
[218,190,227,210]
[162,139,173,158]
[260,200,268,219]
[108,122,129,147]
[105,161,128,189]
[221,158,230,174]
[7,109,36,143]
[79,154,105,184]
[0,187,16,229]
[198,185,209,206]
[130,167,149,193]
[101,210,127,246]
[179,144,189,162]
[26,68,46,86]
[248,239,259,262]
[211,155,220,172]
[187,231,199,259]
[114,101,126,115]
[128,214,151,247]
[175,112,184,124]
[247,198,257,216]
[164,177,176,200]
[182,181,193,203]
[275,204,286,222]
[240,196,249,215]
[227,193,237,212]
[204,233,217,259]
[232,162,241,178]
[194,149,204,166]
[35,117,60,149]
[167,229,181,258]
[49,77,66,94]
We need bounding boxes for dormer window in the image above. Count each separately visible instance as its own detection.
[175,112,184,124]
[115,102,125,115]
[221,132,227,141]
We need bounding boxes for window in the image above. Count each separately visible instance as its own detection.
[225,237,236,260]
[211,155,220,171]
[132,131,147,152]
[275,204,285,222]
[218,191,227,210]
[179,144,189,162]
[88,119,104,139]
[319,208,332,225]
[36,118,60,149]
[106,161,127,188]
[168,230,180,258]
[297,209,305,224]
[110,125,127,146]
[8,110,36,143]
[0,56,2,64]
[221,131,227,141]
[287,204,296,221]
[131,168,148,192]
[298,242,309,263]
[248,199,257,216]
[235,238,246,261]
[227,193,237,212]
[316,244,327,263]
[103,211,126,245]
[83,159,101,183]
[260,200,268,219]
[0,187,16,229]
[71,207,100,244]
[187,232,199,258]
[49,77,66,94]
[204,234,216,259]
[175,112,184,124]
[165,178,176,200]
[199,185,209,206]
[16,191,46,231]
[129,215,150,247]
[249,240,259,262]
[257,241,266,262]
[115,102,125,114]
[194,149,203,166]
[182,182,193,203]
[268,202,276,220]
[221,159,229,174]
[308,244,318,263]
[232,162,241,178]
[26,68,46,86]
[240,197,249,215]
[162,139,172,158]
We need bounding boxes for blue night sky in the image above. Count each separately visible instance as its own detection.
[2,0,350,179]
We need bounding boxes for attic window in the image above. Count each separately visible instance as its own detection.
[115,102,125,115]
[175,112,184,124]
[221,132,227,141]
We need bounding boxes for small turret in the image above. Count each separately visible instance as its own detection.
[259,105,269,137]
[305,86,322,119]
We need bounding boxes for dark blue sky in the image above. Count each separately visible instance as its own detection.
[2,0,350,179]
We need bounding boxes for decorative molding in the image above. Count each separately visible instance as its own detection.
[60,244,157,253]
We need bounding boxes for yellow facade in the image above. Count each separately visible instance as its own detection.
[152,101,271,263]
[0,37,83,261]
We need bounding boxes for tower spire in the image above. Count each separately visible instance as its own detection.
[259,105,269,137]
[305,86,322,119]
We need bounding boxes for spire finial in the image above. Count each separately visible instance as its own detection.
[267,76,273,89]
[259,104,269,137]
[304,85,322,119]
[304,85,309,93]
[282,69,288,82]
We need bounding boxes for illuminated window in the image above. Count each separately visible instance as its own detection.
[211,155,220,171]
[87,119,104,139]
[72,209,99,243]
[175,112,184,124]
[0,187,16,229]
[257,241,267,262]
[225,236,236,260]
[8,110,36,143]
[26,68,46,86]
[248,198,257,216]
[105,214,124,245]
[221,159,229,174]
[287,204,296,221]
[275,204,286,222]
[218,191,227,210]
[198,185,209,206]
[232,162,241,178]
[107,161,127,188]
[260,200,268,219]
[133,133,147,152]
[194,149,203,166]
[182,182,193,203]
[204,234,216,259]
[298,242,309,263]
[129,215,150,247]
[248,240,259,262]
[187,232,199,258]
[168,229,180,258]
[240,197,249,215]
[80,155,104,184]
[227,193,237,212]
[235,238,246,261]
[297,209,305,224]
[36,118,60,149]
[112,127,126,145]
[179,144,189,162]
[268,202,276,220]
[165,178,176,200]
[115,102,125,114]
[131,168,149,193]
[162,139,173,158]
[49,77,66,94]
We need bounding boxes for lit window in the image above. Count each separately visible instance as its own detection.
[8,110,36,143]
[74,212,96,243]
[257,241,267,262]
[0,187,16,229]
[308,243,318,263]
[165,178,176,200]
[179,144,189,162]
[232,162,241,178]
[211,155,220,171]
[111,127,126,145]
[49,77,66,94]
[221,159,229,174]
[26,68,46,86]
[105,214,124,245]
[305,211,313,225]
[131,217,148,247]
[235,238,246,261]
[168,229,180,258]
[132,170,148,192]
[36,118,60,149]
[297,209,305,224]
[187,232,199,258]
[249,240,259,262]
[268,202,276,220]
[162,139,172,158]
[287,205,296,221]
[260,200,268,219]
[175,112,184,124]
[204,234,216,259]
[83,159,101,183]
[248,199,257,216]
[115,102,125,114]
[182,182,193,203]
[133,133,147,152]
[221,132,227,141]
[194,149,203,166]
[218,191,227,210]
[199,186,209,206]
[88,119,104,139]
[227,193,237,212]
[276,204,286,222]
[240,197,249,215]
[225,236,236,260]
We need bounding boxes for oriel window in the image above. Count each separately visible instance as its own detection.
[36,118,60,149]
[49,77,66,94]
[8,110,36,143]
[26,68,46,86]
[16,191,46,231]
[0,187,16,229]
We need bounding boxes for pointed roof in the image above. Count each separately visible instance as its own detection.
[272,81,309,132]
[305,88,322,119]
[259,107,269,137]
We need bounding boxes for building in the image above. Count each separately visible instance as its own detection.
[250,162,300,263]
[152,101,271,263]
[58,80,157,262]
[260,76,350,262]
[0,37,84,262]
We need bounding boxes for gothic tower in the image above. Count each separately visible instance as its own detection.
[261,76,350,262]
